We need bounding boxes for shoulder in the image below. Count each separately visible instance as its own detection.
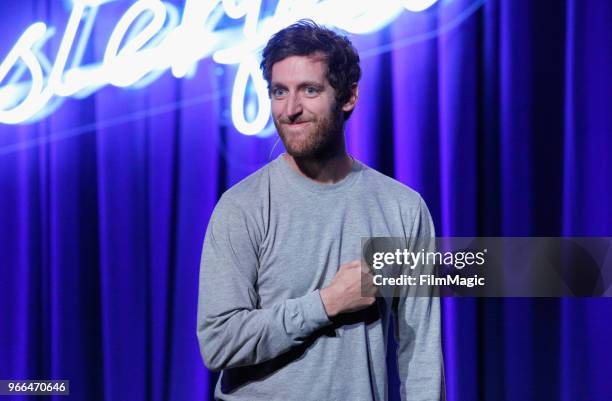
[358,161,423,207]
[356,161,435,236]
[205,162,275,244]
[212,161,275,218]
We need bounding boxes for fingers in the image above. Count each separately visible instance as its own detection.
[360,261,373,275]
[360,268,378,298]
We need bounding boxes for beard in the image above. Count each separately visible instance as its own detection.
[274,105,344,161]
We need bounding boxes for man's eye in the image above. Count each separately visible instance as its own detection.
[305,87,319,96]
[272,88,287,97]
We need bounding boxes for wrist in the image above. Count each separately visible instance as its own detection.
[320,287,339,317]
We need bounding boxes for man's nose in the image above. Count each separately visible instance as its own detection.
[285,93,303,121]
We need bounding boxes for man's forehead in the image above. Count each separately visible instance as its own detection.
[270,53,329,85]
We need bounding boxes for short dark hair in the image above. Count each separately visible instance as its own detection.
[260,19,361,120]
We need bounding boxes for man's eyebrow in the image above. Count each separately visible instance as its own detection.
[270,81,324,89]
[297,81,324,89]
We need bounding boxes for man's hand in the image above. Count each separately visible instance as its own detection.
[320,260,378,317]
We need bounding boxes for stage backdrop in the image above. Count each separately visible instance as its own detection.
[0,0,611,400]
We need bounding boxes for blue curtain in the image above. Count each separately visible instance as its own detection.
[0,1,610,400]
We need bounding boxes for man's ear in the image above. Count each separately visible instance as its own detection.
[341,83,359,113]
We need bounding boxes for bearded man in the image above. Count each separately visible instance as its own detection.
[198,19,444,401]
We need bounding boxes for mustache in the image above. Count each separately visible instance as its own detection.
[277,118,312,124]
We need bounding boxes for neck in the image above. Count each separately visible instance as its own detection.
[283,147,353,184]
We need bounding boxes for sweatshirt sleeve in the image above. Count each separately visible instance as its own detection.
[394,196,445,401]
[197,197,331,372]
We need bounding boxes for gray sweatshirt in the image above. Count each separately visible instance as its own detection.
[198,154,442,401]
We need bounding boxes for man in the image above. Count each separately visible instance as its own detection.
[198,20,443,401]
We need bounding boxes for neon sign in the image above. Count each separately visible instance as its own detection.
[0,0,440,135]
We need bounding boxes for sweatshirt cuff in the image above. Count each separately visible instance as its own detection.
[301,290,332,332]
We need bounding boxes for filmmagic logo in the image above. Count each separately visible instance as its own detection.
[372,274,485,288]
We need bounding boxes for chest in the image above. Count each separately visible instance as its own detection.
[254,194,411,304]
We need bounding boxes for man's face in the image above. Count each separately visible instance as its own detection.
[270,54,344,159]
